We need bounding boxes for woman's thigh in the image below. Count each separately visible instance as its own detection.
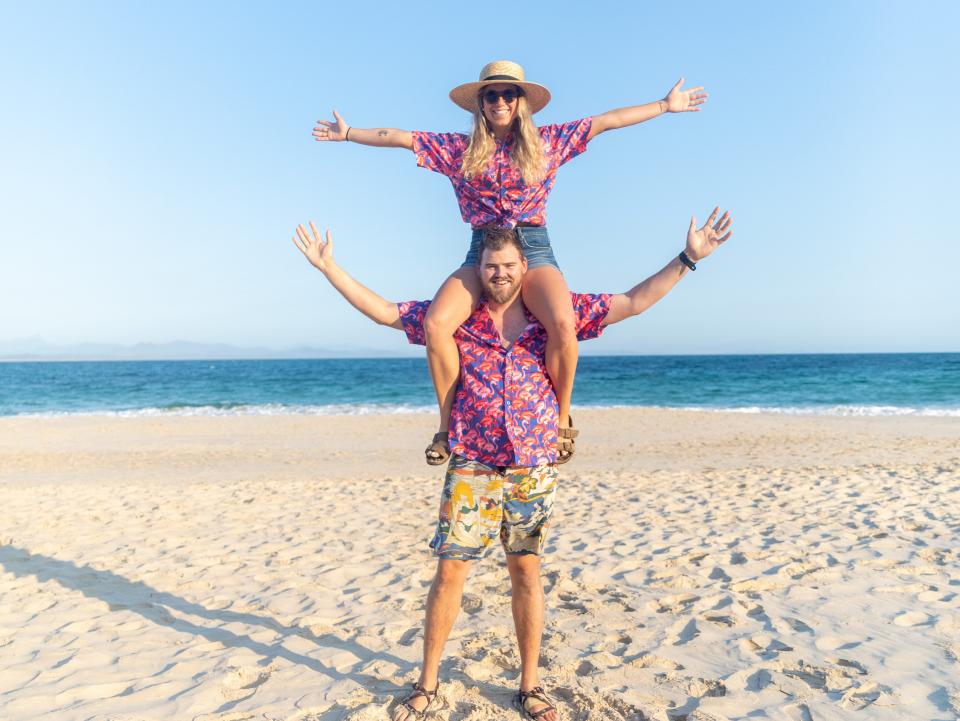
[425,266,482,331]
[521,266,576,335]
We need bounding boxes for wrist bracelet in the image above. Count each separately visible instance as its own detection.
[679,251,697,271]
[345,127,351,142]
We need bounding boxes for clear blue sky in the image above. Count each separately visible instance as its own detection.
[2,1,957,356]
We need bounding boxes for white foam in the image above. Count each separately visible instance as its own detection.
[9,403,436,419]
[7,403,960,420]
[666,405,960,418]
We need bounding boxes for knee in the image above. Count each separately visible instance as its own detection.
[434,561,469,589]
[511,569,542,596]
[424,308,459,343]
[544,314,577,347]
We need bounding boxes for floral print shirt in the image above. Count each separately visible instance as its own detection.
[411,118,593,229]
[399,292,611,466]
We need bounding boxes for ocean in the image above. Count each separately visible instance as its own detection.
[1,354,958,418]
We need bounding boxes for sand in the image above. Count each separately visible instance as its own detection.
[0,409,958,720]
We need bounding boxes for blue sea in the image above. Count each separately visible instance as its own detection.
[1,354,959,418]
[0,353,960,417]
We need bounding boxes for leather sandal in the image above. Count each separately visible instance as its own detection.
[396,681,439,720]
[556,416,578,465]
[514,685,557,719]
[424,432,450,466]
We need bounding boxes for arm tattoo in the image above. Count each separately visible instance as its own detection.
[377,130,388,137]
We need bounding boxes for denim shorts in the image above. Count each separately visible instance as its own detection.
[429,454,558,561]
[461,226,560,270]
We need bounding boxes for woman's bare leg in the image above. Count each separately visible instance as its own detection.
[522,266,578,440]
[424,267,482,458]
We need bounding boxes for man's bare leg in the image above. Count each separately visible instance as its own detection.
[393,558,471,721]
[506,553,557,721]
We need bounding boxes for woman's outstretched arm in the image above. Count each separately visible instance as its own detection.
[312,110,413,150]
[587,78,707,141]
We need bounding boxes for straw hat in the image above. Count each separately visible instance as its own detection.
[449,60,551,114]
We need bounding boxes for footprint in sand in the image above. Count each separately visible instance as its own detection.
[744,668,772,691]
[654,672,727,699]
[736,598,766,619]
[220,664,274,703]
[628,653,685,670]
[783,702,814,721]
[650,593,699,614]
[460,593,483,615]
[708,566,731,582]
[730,578,784,593]
[740,635,792,657]
[828,657,868,675]
[557,592,589,614]
[781,616,814,634]
[894,611,931,627]
[874,582,934,594]
[703,613,735,627]
[667,618,700,646]
[398,627,420,646]
[549,685,648,720]
[839,681,895,710]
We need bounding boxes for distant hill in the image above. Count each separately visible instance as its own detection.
[0,337,421,361]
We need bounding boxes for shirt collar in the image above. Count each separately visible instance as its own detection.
[462,299,541,349]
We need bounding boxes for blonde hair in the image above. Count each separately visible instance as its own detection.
[460,93,546,185]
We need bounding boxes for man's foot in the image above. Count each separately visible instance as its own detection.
[393,681,439,720]
[514,686,558,720]
[556,417,578,465]
[425,432,450,466]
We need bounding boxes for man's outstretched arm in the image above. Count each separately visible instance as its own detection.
[603,207,732,327]
[292,222,403,330]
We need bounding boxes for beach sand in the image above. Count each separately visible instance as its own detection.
[0,409,958,720]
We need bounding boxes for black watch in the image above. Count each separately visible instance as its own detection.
[678,251,697,271]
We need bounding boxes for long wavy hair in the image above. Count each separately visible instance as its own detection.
[460,92,546,185]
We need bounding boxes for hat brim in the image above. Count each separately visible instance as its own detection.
[449,80,551,114]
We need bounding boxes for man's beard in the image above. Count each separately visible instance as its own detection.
[484,277,521,304]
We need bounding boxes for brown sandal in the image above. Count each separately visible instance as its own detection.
[396,681,439,719]
[514,685,557,719]
[556,416,578,465]
[424,432,450,466]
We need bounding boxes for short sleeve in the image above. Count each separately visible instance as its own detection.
[540,117,593,167]
[411,131,468,178]
[570,292,612,341]
[398,300,431,346]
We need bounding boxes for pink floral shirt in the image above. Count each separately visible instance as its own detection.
[411,118,593,229]
[399,292,611,467]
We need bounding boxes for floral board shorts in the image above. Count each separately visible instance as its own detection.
[429,454,558,561]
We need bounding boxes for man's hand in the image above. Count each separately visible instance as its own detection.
[312,110,350,142]
[686,207,732,262]
[663,78,708,113]
[292,222,335,273]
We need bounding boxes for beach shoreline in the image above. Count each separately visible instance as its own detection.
[1,409,958,719]
[2,408,957,484]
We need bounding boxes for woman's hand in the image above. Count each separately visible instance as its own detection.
[312,110,350,142]
[664,78,708,113]
[685,207,732,262]
[292,222,335,273]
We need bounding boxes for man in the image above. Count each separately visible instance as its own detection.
[292,208,732,720]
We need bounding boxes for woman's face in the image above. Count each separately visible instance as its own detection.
[480,83,522,132]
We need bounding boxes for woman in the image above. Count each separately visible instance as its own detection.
[313,61,707,467]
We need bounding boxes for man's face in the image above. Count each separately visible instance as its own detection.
[478,245,527,304]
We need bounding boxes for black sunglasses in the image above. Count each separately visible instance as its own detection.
[482,88,523,104]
